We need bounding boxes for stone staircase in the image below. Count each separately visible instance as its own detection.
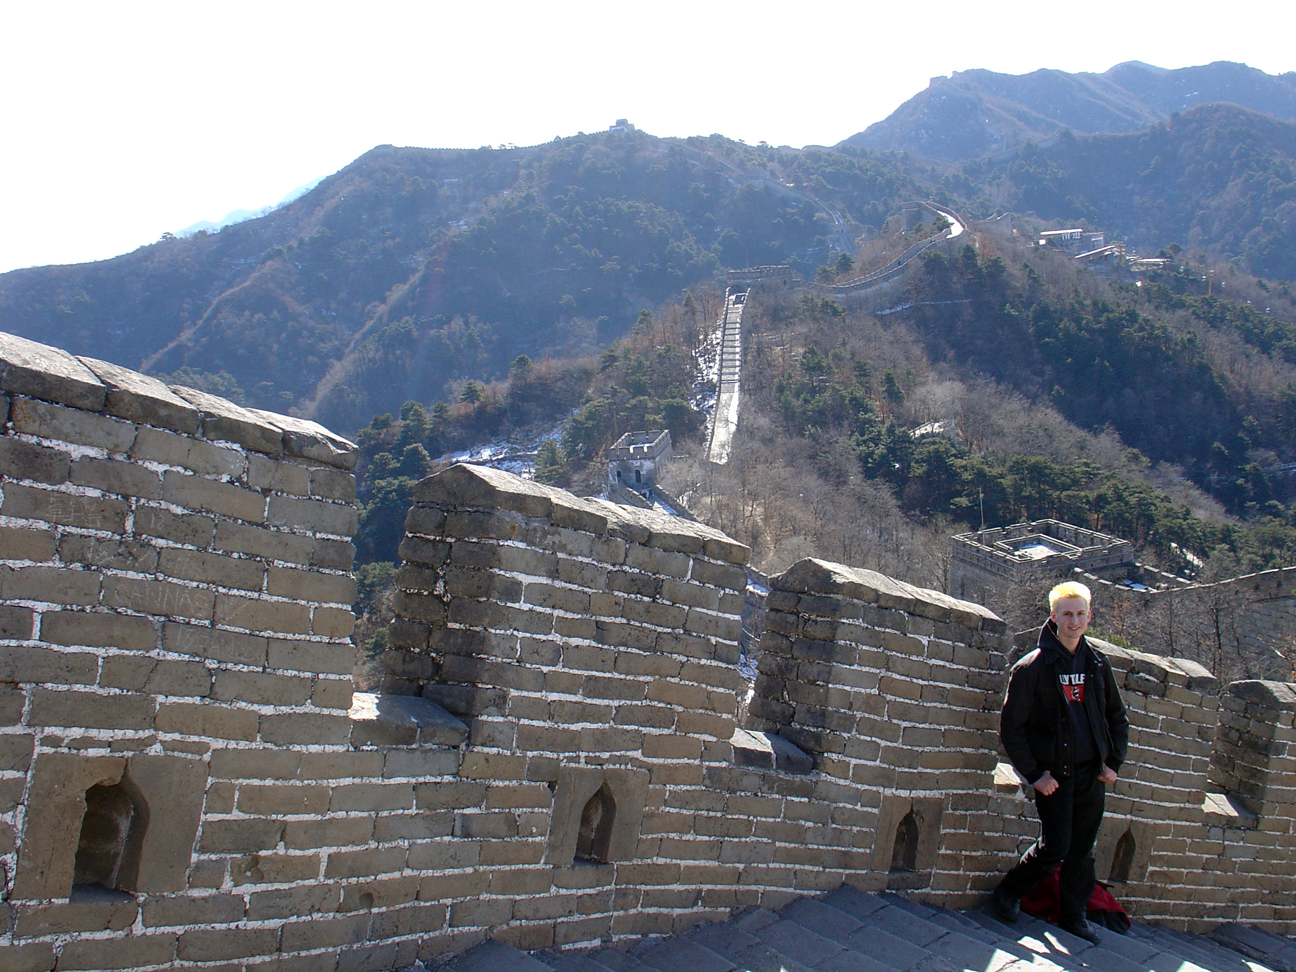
[429,886,1296,972]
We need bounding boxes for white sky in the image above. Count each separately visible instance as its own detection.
[1,0,1289,275]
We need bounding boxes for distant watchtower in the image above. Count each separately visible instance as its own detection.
[606,430,671,494]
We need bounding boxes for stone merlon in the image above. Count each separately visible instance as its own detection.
[0,330,357,469]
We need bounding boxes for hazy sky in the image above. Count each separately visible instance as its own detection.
[1,0,1289,275]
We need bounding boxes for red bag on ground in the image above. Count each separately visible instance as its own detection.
[1019,867,1131,933]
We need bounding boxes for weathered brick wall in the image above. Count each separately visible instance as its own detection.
[0,332,365,972]
[7,326,1296,968]
[746,559,1009,899]
[379,464,761,949]
[1087,566,1296,680]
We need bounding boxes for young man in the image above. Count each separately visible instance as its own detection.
[991,581,1129,944]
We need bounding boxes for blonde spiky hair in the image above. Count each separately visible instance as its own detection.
[1049,581,1092,610]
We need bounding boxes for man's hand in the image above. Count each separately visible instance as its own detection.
[1033,772,1059,796]
[1098,765,1118,784]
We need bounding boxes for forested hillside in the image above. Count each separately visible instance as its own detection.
[960,104,1296,279]
[0,133,919,432]
[344,223,1296,634]
[5,61,1296,643]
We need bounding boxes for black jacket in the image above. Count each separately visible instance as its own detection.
[1000,621,1129,785]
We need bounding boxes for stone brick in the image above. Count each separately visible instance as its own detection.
[199,817,287,854]
[171,385,283,454]
[340,875,421,912]
[375,811,453,842]
[260,712,352,745]
[268,565,356,605]
[0,437,70,484]
[54,934,177,970]
[299,751,385,779]
[0,775,24,812]
[141,893,246,928]
[312,677,354,709]
[247,884,341,921]
[156,702,258,741]
[691,558,748,591]
[214,521,315,564]
[279,912,372,951]
[311,465,357,502]
[238,783,332,816]
[177,926,281,962]
[324,846,408,879]
[252,409,357,470]
[58,535,159,573]
[213,670,312,706]
[0,333,105,405]
[0,604,33,639]
[163,469,266,522]
[267,494,358,536]
[0,564,101,605]
[129,426,246,477]
[267,638,355,675]
[330,782,417,812]
[228,851,321,885]
[79,355,201,432]
[0,733,34,772]
[29,687,154,728]
[70,455,163,499]
[0,687,25,725]
[449,897,514,927]
[101,576,215,620]
[247,452,311,494]
[313,537,356,570]
[9,397,136,452]
[0,941,55,972]
[313,606,356,638]
[283,816,374,850]
[0,525,57,562]
[41,611,157,651]
[163,621,267,667]
[159,549,266,591]
[415,781,488,811]
[215,593,311,635]
[101,656,212,697]
[133,505,216,547]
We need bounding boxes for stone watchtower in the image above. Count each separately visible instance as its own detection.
[949,519,1135,605]
[605,430,670,495]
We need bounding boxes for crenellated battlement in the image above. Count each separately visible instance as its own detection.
[1,330,1296,971]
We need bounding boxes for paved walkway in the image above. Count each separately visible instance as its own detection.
[706,290,746,465]
[431,884,1296,972]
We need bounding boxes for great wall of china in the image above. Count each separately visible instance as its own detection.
[0,328,1295,971]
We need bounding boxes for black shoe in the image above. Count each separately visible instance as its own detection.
[991,887,1020,923]
[1059,916,1102,944]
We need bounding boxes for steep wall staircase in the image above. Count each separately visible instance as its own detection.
[431,885,1296,972]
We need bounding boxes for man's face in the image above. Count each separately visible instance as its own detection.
[1051,596,1091,643]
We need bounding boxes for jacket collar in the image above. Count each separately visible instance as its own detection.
[1039,619,1089,663]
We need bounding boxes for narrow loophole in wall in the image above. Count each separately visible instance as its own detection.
[890,809,920,873]
[73,783,136,891]
[575,784,617,863]
[1109,827,1136,883]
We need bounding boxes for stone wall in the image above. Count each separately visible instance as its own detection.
[0,332,366,972]
[1088,565,1296,681]
[5,329,1296,968]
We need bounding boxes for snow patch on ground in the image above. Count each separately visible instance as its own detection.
[691,324,723,416]
[442,416,569,480]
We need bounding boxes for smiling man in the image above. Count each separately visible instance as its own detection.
[990,581,1129,943]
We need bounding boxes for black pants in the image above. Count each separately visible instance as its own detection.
[998,760,1106,920]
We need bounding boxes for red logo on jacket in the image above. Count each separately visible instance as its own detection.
[1059,672,1085,703]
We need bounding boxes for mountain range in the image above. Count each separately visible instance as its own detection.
[841,60,1296,159]
[1,60,1294,437]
